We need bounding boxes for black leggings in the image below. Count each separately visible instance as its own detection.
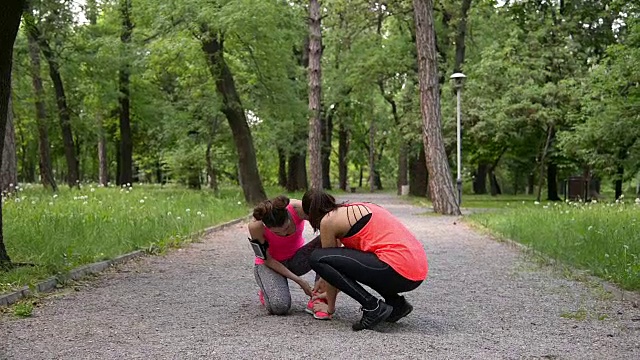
[309,247,422,309]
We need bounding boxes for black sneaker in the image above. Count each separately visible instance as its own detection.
[385,297,413,323]
[352,300,393,331]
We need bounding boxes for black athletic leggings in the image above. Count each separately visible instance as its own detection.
[309,247,422,309]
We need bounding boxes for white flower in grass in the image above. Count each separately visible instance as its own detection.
[31,201,36,205]
[534,201,540,205]
[53,194,58,198]
[177,216,182,220]
[14,198,20,203]
[197,211,202,216]
[635,198,640,204]
[139,199,145,204]
[186,209,191,213]
[83,201,88,205]
[605,254,609,258]
[167,211,172,216]
[49,202,54,206]
[200,214,205,218]
[237,201,242,205]
[543,205,549,209]
[591,199,597,204]
[91,188,96,192]
[127,183,131,187]
[587,225,593,231]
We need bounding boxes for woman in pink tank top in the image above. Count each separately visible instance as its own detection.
[248,195,331,320]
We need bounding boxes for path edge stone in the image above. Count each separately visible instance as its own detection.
[0,214,252,308]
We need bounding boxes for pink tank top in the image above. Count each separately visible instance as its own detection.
[254,204,305,265]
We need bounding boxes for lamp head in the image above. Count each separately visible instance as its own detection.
[450,72,466,89]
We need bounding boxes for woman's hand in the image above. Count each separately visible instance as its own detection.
[296,278,314,297]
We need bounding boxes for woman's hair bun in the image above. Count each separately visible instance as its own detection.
[271,195,290,210]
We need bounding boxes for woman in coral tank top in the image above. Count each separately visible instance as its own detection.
[302,189,428,331]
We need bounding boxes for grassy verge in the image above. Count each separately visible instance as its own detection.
[411,194,539,209]
[467,198,640,291]
[1,184,251,294]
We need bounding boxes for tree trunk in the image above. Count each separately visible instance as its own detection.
[277,147,287,188]
[0,0,25,266]
[453,0,473,73]
[409,145,428,197]
[547,161,560,201]
[536,124,554,202]
[200,28,267,204]
[27,31,57,191]
[97,118,108,186]
[118,0,133,186]
[1,97,17,192]
[205,137,217,191]
[287,152,307,192]
[614,166,624,200]
[413,0,460,215]
[527,171,535,195]
[369,119,376,192]
[338,120,349,191]
[489,171,501,196]
[473,163,488,194]
[321,106,333,190]
[398,145,408,195]
[26,21,79,188]
[308,0,323,190]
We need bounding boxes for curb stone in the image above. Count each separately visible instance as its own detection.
[0,214,251,308]
[466,221,640,308]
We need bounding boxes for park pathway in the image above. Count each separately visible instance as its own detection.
[1,193,638,359]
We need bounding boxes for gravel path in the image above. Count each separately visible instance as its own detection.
[1,193,638,359]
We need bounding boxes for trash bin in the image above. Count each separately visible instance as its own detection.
[566,176,587,201]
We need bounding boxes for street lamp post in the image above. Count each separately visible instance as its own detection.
[450,72,466,207]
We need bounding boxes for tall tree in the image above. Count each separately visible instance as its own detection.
[27,29,57,191]
[200,26,267,204]
[413,0,460,215]
[308,0,323,189]
[86,0,109,186]
[118,0,134,186]
[24,14,79,188]
[0,0,25,266]
[1,98,18,192]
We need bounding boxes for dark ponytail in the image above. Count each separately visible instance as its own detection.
[253,195,290,228]
[302,189,338,232]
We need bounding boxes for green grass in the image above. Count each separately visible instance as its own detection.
[1,183,252,294]
[467,197,640,291]
[411,194,540,209]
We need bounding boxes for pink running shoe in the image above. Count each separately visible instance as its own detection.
[305,295,332,320]
[258,290,265,306]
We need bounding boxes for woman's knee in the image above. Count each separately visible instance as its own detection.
[309,248,325,270]
[266,298,291,315]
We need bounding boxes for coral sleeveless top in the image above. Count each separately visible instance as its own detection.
[339,203,428,281]
[254,204,305,265]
